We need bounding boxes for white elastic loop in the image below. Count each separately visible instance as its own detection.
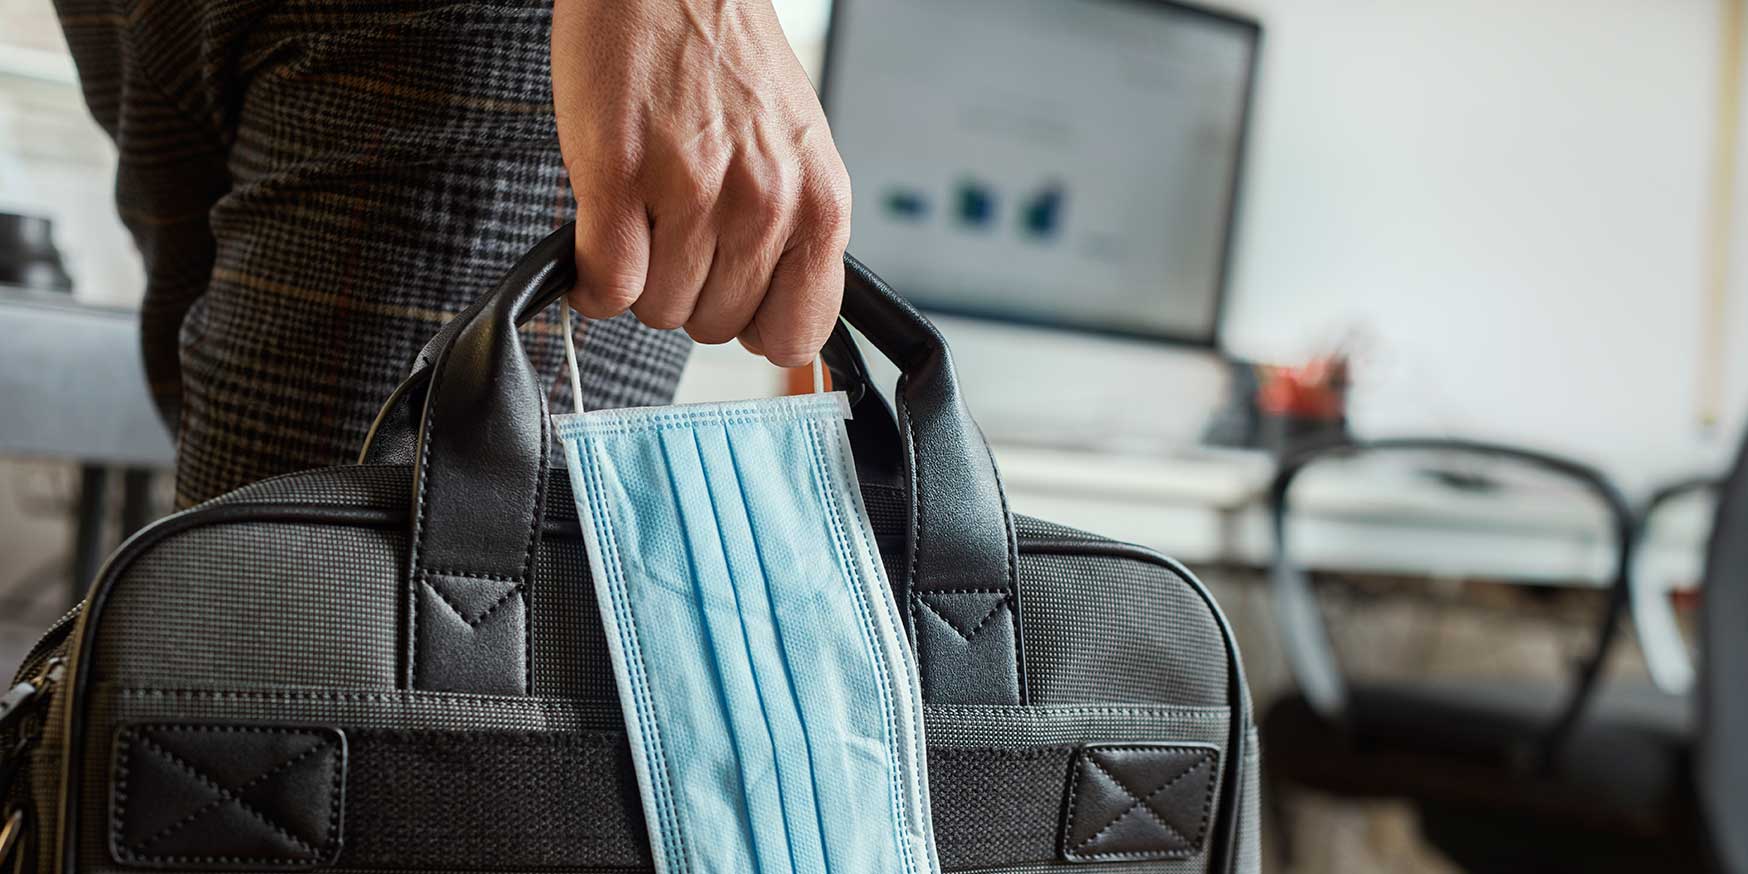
[561,303,586,415]
[811,354,825,395]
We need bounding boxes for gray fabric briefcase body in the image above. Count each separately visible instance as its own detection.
[1,226,1260,874]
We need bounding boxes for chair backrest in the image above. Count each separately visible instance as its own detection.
[1699,434,1748,872]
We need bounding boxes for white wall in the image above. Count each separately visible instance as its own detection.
[1216,0,1746,491]
[765,0,1748,492]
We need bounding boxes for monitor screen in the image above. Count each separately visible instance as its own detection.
[821,0,1259,346]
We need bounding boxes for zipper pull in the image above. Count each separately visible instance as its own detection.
[0,687,37,738]
[0,659,64,737]
[0,809,24,871]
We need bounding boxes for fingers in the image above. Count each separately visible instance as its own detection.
[566,130,850,368]
[688,243,780,345]
[635,203,715,330]
[686,159,790,345]
[573,144,726,330]
[755,187,849,368]
[737,322,765,356]
[750,174,850,367]
[757,243,845,367]
[568,178,649,320]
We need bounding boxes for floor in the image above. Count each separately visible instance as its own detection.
[1199,566,1657,873]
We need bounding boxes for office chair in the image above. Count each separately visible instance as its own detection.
[1631,477,1719,695]
[1260,438,1711,873]
[1698,441,1748,872]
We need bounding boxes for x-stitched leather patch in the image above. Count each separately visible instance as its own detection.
[110,723,346,869]
[1060,742,1219,863]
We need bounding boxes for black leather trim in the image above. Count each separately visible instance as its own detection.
[411,574,527,695]
[822,322,904,489]
[1060,743,1219,863]
[109,723,346,870]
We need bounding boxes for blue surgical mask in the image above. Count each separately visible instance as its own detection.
[553,331,940,874]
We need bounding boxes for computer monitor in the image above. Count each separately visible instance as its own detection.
[821,0,1260,348]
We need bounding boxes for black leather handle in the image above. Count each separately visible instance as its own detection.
[367,223,1022,701]
[360,241,898,474]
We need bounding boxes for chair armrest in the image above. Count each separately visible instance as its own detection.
[1267,437,1634,770]
[1631,477,1721,695]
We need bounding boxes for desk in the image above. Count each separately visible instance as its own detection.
[0,303,1710,613]
[0,290,173,595]
[994,444,1708,589]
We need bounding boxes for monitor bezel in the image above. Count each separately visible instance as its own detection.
[816,0,1262,351]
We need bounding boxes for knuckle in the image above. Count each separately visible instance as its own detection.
[680,183,717,218]
[654,160,723,218]
[807,184,852,239]
[723,164,794,238]
[747,192,789,234]
[759,162,803,208]
[568,153,638,197]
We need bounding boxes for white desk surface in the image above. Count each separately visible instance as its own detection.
[0,292,174,466]
[993,443,1708,590]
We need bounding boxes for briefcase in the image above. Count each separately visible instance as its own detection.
[2,225,1259,873]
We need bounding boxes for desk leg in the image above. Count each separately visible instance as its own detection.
[121,468,156,538]
[71,464,110,602]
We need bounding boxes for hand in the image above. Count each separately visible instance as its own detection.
[553,0,851,367]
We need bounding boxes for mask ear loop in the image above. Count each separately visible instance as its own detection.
[560,301,825,415]
[561,303,587,415]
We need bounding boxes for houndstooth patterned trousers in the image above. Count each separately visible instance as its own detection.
[54,0,693,506]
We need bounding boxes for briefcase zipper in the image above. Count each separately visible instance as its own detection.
[0,654,63,874]
[7,606,79,692]
[1,604,78,805]
[0,658,64,739]
[1,657,65,794]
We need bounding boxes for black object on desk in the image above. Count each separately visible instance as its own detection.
[0,213,73,292]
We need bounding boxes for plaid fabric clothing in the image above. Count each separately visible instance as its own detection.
[53,0,692,506]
